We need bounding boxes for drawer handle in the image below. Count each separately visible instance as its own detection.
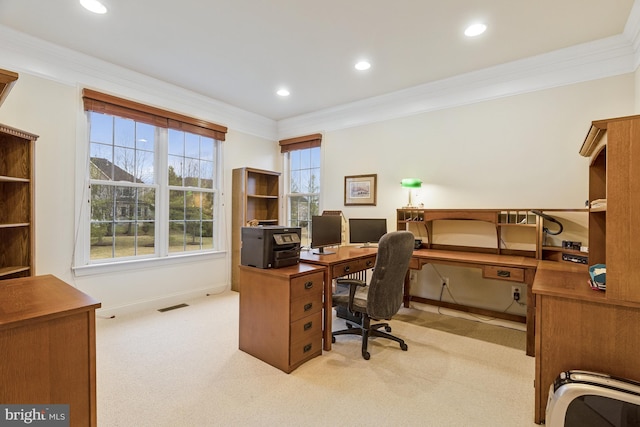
[304,303,313,311]
[497,270,511,278]
[304,281,313,290]
[344,266,350,273]
[303,343,312,353]
[304,321,313,331]
[366,260,373,267]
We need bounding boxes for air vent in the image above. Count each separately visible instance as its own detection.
[158,303,189,312]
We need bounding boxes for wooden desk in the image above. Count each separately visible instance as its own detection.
[406,249,538,356]
[0,275,101,427]
[299,246,377,350]
[532,261,640,424]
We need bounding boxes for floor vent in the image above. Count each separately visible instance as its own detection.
[158,303,189,312]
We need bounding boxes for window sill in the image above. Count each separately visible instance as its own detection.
[72,250,226,277]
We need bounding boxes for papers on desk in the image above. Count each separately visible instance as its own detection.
[588,264,606,291]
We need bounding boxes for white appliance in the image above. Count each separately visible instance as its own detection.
[546,370,640,426]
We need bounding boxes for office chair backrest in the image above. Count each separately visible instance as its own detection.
[366,231,415,319]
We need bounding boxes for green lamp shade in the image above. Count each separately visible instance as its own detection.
[401,178,422,188]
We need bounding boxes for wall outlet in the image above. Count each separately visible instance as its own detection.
[409,271,417,281]
[512,286,521,301]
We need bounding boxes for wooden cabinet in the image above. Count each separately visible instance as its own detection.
[0,124,39,280]
[238,264,323,373]
[533,262,640,423]
[532,114,640,423]
[0,275,101,426]
[580,114,640,303]
[231,167,281,291]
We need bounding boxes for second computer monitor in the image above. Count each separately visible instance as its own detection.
[349,218,387,247]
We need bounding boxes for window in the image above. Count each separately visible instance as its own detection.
[279,134,322,247]
[81,90,227,265]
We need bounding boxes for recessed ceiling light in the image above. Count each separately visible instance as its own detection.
[355,61,371,71]
[277,89,290,97]
[80,0,108,14]
[465,23,487,37]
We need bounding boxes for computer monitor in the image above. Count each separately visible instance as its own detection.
[349,218,387,248]
[311,215,342,255]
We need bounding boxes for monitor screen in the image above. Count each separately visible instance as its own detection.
[349,218,387,247]
[311,215,342,254]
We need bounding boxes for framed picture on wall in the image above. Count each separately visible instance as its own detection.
[344,174,377,206]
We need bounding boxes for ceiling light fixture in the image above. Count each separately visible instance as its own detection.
[276,89,290,97]
[80,0,108,14]
[355,61,371,71]
[464,23,486,37]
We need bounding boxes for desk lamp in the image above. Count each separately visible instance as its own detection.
[401,178,422,207]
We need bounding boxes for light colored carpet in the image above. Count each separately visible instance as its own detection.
[96,290,538,426]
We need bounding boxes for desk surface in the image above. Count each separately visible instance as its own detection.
[411,248,538,269]
[0,274,101,329]
[299,245,378,265]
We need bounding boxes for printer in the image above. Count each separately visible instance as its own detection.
[241,226,301,269]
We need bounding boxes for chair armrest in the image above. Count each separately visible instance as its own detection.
[336,278,366,313]
[336,278,366,287]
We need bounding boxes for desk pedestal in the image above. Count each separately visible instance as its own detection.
[239,264,324,373]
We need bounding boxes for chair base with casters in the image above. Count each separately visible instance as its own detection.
[331,231,415,360]
[332,312,408,360]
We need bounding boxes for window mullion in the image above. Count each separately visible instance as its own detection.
[156,127,169,256]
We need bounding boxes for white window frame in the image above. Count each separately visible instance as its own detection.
[73,110,225,277]
[283,146,321,248]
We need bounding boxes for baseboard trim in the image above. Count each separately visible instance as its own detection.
[96,284,228,318]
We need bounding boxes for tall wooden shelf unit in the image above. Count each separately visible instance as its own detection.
[0,124,39,280]
[532,114,640,424]
[231,167,281,291]
[580,114,640,303]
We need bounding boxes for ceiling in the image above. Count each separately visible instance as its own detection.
[0,0,635,121]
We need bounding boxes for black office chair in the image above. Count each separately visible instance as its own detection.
[331,230,414,360]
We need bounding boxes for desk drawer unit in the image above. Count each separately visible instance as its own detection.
[238,264,324,373]
[483,265,524,282]
[289,272,323,367]
[331,257,375,278]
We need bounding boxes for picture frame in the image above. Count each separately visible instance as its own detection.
[344,174,377,206]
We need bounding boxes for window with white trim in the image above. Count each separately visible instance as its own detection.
[81,90,226,265]
[279,134,322,247]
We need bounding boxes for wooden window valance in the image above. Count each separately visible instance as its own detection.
[278,133,322,153]
[82,89,228,141]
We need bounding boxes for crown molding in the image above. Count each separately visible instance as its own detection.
[0,25,278,140]
[624,0,640,68]
[278,34,636,138]
[1,19,639,143]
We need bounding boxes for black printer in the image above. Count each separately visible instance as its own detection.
[240,226,301,269]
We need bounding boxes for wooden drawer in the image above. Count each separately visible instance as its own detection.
[290,271,323,300]
[290,311,322,344]
[483,265,524,282]
[290,291,322,322]
[331,256,375,278]
[290,332,322,366]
